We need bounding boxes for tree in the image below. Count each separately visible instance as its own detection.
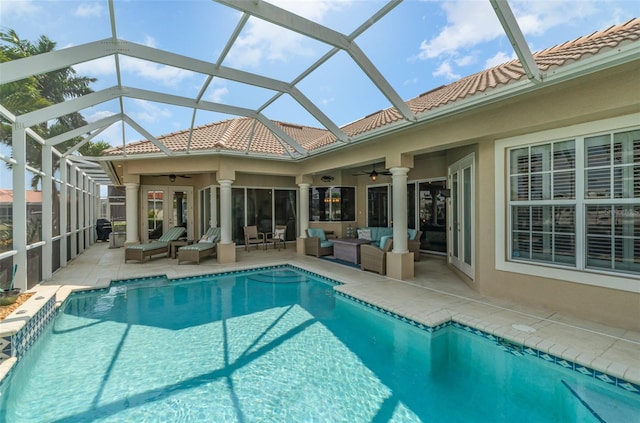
[0,29,108,188]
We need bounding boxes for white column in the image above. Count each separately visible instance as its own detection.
[210,186,218,228]
[11,125,27,292]
[70,167,78,259]
[42,144,53,280]
[219,180,233,243]
[60,157,68,267]
[78,173,85,253]
[298,183,310,238]
[125,182,140,244]
[390,167,409,254]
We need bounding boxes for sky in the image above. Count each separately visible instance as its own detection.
[1,0,639,153]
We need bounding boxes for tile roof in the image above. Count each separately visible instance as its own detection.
[103,18,639,158]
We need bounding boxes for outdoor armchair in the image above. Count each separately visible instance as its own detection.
[304,228,333,257]
[360,237,393,275]
[244,225,266,251]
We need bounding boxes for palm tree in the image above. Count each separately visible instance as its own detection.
[0,29,105,188]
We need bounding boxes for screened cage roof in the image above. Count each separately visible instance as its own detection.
[1,1,639,184]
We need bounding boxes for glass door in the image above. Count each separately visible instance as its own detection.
[142,186,193,242]
[449,154,474,278]
[418,179,447,254]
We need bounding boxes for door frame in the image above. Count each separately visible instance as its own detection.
[448,153,475,279]
[141,185,194,243]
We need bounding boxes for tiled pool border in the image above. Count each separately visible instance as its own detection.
[1,263,638,397]
[1,295,56,365]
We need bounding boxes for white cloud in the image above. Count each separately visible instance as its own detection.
[142,35,157,49]
[417,1,501,60]
[433,61,460,80]
[73,56,116,77]
[130,99,172,124]
[455,54,476,67]
[0,0,40,19]
[226,0,346,68]
[207,87,229,103]
[85,110,116,123]
[120,56,192,87]
[320,97,334,106]
[484,51,516,69]
[74,3,103,18]
[403,77,419,87]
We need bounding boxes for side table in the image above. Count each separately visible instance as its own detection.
[170,239,193,259]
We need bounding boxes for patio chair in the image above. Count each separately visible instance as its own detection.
[408,230,422,261]
[244,225,266,251]
[304,228,333,257]
[266,225,287,250]
[361,237,393,275]
[124,226,186,263]
[178,227,221,264]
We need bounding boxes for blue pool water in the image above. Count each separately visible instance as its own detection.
[0,267,638,422]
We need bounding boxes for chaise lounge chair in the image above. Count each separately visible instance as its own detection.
[124,226,186,263]
[178,227,221,264]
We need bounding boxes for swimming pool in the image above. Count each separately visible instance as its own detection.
[0,266,638,422]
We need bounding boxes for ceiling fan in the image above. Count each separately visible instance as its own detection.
[352,164,391,181]
[154,174,192,183]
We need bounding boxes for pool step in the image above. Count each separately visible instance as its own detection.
[247,270,308,284]
[562,380,639,423]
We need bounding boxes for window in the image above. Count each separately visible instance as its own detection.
[507,128,639,277]
[309,186,355,222]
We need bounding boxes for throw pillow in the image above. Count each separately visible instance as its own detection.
[357,228,372,240]
[275,228,286,240]
[199,234,214,243]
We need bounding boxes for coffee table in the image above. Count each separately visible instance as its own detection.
[332,238,372,264]
[170,239,193,259]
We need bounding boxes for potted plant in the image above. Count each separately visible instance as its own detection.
[0,264,20,306]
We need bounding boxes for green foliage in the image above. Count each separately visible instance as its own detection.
[0,29,109,188]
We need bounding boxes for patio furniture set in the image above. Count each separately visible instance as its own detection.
[304,227,422,275]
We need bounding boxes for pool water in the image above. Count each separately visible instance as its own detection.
[0,267,637,422]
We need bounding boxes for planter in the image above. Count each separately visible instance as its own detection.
[0,289,21,306]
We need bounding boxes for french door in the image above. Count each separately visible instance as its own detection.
[449,154,474,278]
[141,185,194,242]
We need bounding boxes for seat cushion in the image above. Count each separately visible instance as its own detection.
[158,226,186,242]
[307,228,326,241]
[126,242,167,251]
[179,243,215,252]
[408,228,418,240]
[320,240,334,248]
[379,235,392,250]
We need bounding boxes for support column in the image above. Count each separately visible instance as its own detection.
[387,167,414,279]
[217,179,236,263]
[124,182,140,245]
[42,144,53,280]
[60,157,68,267]
[297,182,310,255]
[70,167,78,259]
[11,125,27,292]
[78,172,85,254]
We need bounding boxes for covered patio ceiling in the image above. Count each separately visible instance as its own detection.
[0,0,573,184]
